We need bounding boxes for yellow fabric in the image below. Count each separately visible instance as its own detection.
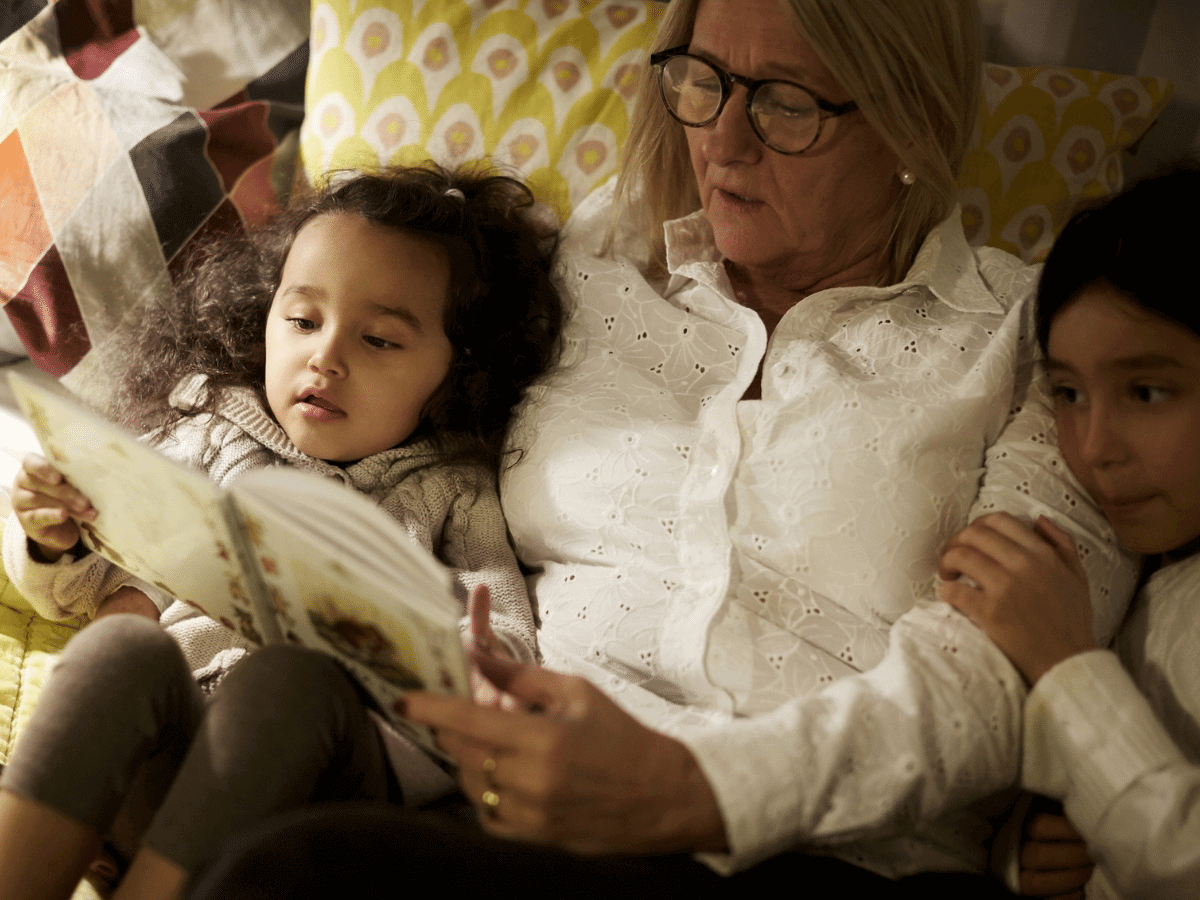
[300,0,666,223]
[0,516,81,767]
[959,64,1173,262]
[301,3,1172,261]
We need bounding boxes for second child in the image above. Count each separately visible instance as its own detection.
[939,163,1200,900]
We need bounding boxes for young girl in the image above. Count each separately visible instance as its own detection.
[939,162,1200,900]
[0,163,563,900]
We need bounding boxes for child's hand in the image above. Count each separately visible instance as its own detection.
[465,584,519,709]
[938,512,1096,685]
[11,454,97,563]
[93,586,161,622]
[1018,797,1094,898]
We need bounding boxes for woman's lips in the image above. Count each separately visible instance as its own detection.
[712,187,763,210]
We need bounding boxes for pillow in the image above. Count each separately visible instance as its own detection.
[303,6,1172,260]
[299,0,668,223]
[958,64,1173,263]
[0,0,309,383]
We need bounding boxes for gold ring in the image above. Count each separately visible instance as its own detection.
[481,789,500,816]
[483,757,497,776]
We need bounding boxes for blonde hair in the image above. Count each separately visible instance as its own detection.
[611,0,982,286]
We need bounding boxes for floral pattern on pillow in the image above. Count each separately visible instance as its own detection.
[300,0,667,223]
[958,64,1172,263]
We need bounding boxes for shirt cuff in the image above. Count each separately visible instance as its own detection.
[682,713,794,874]
[1023,650,1186,834]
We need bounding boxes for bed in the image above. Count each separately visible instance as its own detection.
[0,0,1192,894]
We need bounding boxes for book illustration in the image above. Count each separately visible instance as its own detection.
[292,559,424,690]
[265,584,297,635]
[308,601,423,691]
[79,520,129,569]
[241,513,265,550]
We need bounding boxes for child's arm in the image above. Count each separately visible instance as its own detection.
[11,454,97,563]
[940,512,1200,898]
[937,511,1097,685]
[5,456,159,622]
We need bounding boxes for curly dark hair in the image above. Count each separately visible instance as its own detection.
[112,162,564,469]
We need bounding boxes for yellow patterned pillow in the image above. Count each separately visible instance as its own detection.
[300,0,666,223]
[300,3,1172,257]
[958,64,1173,263]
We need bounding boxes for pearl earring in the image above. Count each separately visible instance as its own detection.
[899,169,916,186]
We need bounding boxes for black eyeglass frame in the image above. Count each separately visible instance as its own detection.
[649,45,859,155]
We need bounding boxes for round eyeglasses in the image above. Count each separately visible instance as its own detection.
[650,46,859,155]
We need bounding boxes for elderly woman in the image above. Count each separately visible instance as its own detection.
[195,0,1130,895]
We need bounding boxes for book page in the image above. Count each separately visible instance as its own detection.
[230,467,470,752]
[8,372,268,643]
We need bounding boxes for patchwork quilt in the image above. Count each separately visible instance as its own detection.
[0,0,308,380]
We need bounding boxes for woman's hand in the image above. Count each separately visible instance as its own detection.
[1018,799,1094,899]
[11,454,96,563]
[464,585,518,708]
[938,512,1096,685]
[400,656,728,856]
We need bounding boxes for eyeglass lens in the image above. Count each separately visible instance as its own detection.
[658,55,822,153]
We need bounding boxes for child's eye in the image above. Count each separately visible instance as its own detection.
[287,317,317,332]
[364,335,400,350]
[1132,384,1170,403]
[1051,384,1084,405]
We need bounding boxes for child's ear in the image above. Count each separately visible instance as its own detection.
[419,374,454,426]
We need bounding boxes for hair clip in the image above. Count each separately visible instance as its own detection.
[445,188,465,200]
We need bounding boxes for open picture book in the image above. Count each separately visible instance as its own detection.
[8,371,469,756]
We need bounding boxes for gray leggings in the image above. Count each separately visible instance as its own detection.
[0,614,397,872]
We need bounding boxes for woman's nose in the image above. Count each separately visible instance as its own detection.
[702,88,761,164]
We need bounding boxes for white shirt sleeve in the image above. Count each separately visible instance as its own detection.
[1024,650,1200,900]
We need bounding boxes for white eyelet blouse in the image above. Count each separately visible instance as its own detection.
[501,183,1135,877]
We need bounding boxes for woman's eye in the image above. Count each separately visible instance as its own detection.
[758,98,803,118]
[1132,384,1170,403]
[685,76,722,98]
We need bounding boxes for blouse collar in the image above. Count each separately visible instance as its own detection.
[662,204,1007,316]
